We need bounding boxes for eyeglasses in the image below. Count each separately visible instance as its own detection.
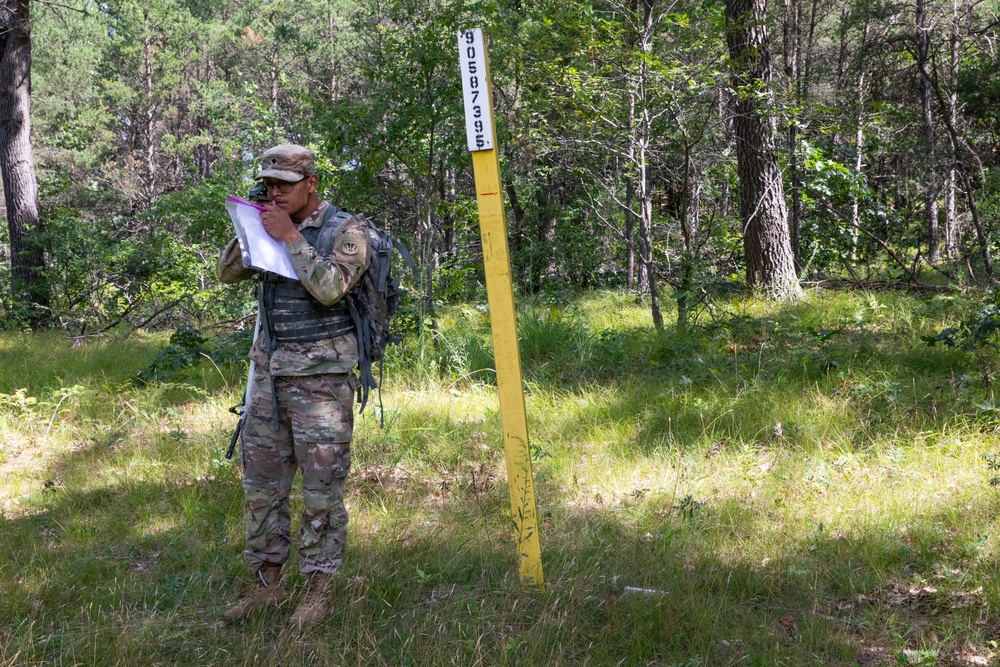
[261,179,304,194]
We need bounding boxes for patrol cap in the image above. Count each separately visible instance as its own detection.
[255,144,317,182]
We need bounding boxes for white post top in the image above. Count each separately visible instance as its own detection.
[458,28,495,152]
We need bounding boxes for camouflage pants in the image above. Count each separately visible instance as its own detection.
[240,370,356,574]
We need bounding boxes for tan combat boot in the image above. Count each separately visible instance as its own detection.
[289,572,334,630]
[223,563,286,624]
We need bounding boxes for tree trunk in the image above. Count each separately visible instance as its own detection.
[916,0,940,263]
[625,89,637,291]
[444,165,457,262]
[932,77,994,283]
[635,0,661,328]
[718,86,733,219]
[850,79,865,260]
[624,0,639,293]
[944,0,960,259]
[782,0,802,269]
[422,119,438,326]
[141,12,157,210]
[504,180,524,285]
[725,0,801,299]
[958,167,994,283]
[268,11,280,141]
[630,86,648,294]
[677,145,700,332]
[639,144,662,330]
[625,172,636,291]
[0,0,48,325]
[540,193,558,283]
[328,3,338,100]
[924,9,992,283]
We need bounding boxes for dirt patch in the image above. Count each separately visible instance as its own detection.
[354,463,413,493]
[857,582,986,614]
[839,580,993,666]
[855,641,894,667]
[0,433,86,518]
[851,638,992,666]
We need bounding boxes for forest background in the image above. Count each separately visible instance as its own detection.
[4,0,1000,331]
[7,0,1000,665]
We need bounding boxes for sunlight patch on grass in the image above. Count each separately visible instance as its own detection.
[574,290,658,332]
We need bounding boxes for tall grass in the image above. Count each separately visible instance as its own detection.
[2,289,999,665]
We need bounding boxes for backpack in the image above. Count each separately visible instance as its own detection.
[314,207,417,420]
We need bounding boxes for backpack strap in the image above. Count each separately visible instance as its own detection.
[392,236,419,286]
[357,214,419,287]
[345,295,381,422]
[317,212,416,427]
[256,278,281,431]
[316,205,351,257]
[316,207,380,417]
[374,235,391,292]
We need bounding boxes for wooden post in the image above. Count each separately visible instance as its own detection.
[458,27,543,586]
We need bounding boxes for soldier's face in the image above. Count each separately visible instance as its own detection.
[264,174,318,220]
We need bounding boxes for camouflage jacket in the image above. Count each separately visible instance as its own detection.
[217,200,371,376]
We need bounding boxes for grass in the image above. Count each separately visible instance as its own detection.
[2,288,1000,665]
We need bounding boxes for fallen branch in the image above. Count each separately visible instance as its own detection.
[801,279,959,293]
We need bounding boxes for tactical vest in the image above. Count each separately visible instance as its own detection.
[257,206,360,353]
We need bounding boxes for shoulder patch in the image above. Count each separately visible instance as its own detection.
[339,236,361,255]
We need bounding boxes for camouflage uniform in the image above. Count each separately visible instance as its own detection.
[218,199,370,575]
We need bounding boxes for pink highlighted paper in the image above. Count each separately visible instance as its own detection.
[225,197,298,280]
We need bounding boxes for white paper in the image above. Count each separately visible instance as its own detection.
[225,197,298,280]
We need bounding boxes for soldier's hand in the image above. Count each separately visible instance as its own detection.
[260,202,302,244]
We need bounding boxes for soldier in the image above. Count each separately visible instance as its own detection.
[217,144,370,630]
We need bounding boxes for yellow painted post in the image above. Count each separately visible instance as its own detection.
[458,28,543,586]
